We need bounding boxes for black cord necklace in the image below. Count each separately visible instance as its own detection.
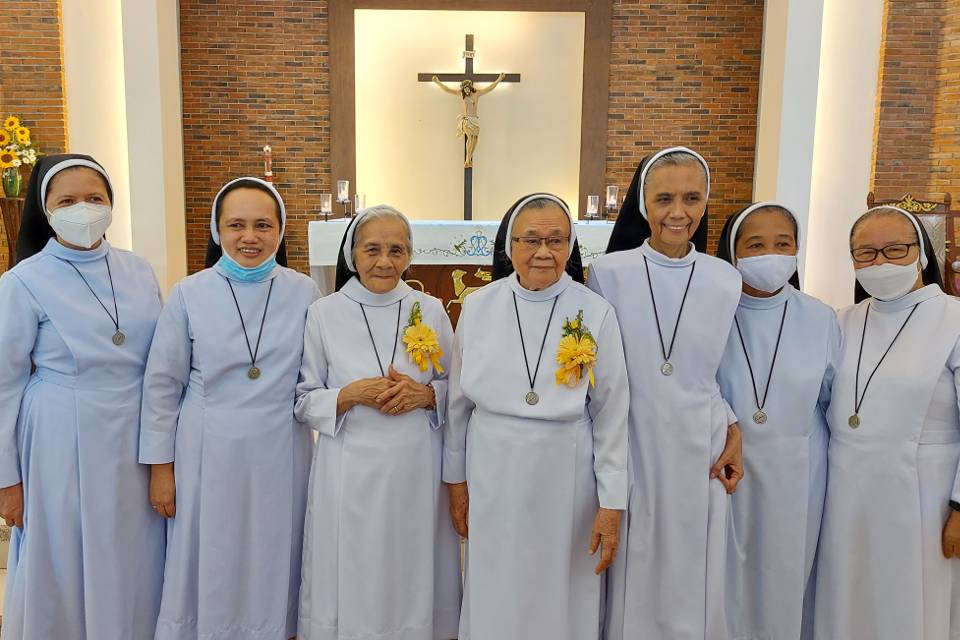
[225,278,275,380]
[358,301,402,377]
[849,302,920,428]
[643,256,696,376]
[512,291,560,406]
[65,255,124,346]
[734,299,789,424]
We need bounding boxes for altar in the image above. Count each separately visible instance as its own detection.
[308,219,614,322]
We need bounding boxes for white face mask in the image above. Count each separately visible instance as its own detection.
[854,260,921,301]
[47,202,112,249]
[736,254,797,294]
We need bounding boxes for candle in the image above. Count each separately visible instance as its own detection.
[320,194,332,214]
[586,195,599,216]
[355,193,366,211]
[262,145,273,182]
[337,180,350,203]
[606,185,618,208]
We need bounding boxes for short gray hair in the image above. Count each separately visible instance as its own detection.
[352,204,414,257]
[642,151,708,200]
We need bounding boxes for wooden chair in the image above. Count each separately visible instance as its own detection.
[867,192,959,295]
[1,197,24,271]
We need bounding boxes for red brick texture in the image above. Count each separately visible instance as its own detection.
[0,0,67,273]
[872,0,959,205]
[179,0,765,271]
[605,0,764,252]
[179,1,330,273]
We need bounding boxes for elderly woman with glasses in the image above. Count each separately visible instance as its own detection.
[443,193,630,640]
[814,206,960,640]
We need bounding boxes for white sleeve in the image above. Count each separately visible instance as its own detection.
[442,310,474,484]
[947,338,960,504]
[818,313,842,413]
[426,304,454,430]
[295,303,346,438]
[139,285,192,464]
[0,274,39,488]
[586,308,630,510]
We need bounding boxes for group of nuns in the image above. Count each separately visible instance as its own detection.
[0,147,957,640]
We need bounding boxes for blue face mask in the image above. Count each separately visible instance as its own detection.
[216,251,278,283]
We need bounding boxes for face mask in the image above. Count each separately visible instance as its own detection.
[854,260,921,301]
[48,202,112,249]
[216,251,278,283]
[736,254,797,294]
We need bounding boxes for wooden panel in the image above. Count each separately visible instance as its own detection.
[329,3,357,202]
[406,264,493,326]
[0,198,24,271]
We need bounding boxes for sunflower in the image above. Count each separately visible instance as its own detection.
[3,116,20,131]
[15,127,29,144]
[555,334,597,388]
[0,150,19,169]
[0,130,10,146]
[403,321,445,374]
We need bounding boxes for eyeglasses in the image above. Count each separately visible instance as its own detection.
[850,242,919,263]
[511,236,569,251]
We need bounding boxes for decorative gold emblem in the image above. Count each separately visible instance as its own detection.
[895,194,938,213]
[446,267,492,310]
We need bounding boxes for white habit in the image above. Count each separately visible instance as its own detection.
[444,271,629,640]
[295,277,462,640]
[718,285,839,640]
[815,284,960,640]
[588,239,741,640]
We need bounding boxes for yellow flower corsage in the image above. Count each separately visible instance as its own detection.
[555,310,597,388]
[402,301,445,374]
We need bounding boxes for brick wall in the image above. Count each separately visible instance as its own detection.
[872,0,958,205]
[179,0,764,271]
[606,0,764,252]
[0,0,68,273]
[179,1,330,273]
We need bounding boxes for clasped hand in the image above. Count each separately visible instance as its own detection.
[339,365,435,416]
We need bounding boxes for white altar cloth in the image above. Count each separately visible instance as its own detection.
[308,219,615,295]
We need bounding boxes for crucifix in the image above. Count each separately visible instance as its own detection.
[419,34,520,220]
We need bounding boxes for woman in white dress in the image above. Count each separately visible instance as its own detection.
[815,205,960,640]
[296,205,461,640]
[589,147,744,640]
[444,193,629,640]
[715,202,839,640]
[141,177,317,640]
[0,154,165,639]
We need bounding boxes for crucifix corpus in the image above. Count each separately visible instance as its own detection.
[418,34,520,220]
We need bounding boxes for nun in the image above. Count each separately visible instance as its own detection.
[0,154,165,638]
[715,202,839,640]
[139,177,318,640]
[443,193,629,640]
[588,147,744,640]
[295,205,461,640]
[814,206,960,640]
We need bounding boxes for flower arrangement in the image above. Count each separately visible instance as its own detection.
[555,310,597,388]
[402,301,445,374]
[1,115,41,197]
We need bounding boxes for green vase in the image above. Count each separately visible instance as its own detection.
[2,167,21,198]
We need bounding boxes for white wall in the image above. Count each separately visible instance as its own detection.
[60,0,187,291]
[755,0,885,308]
[754,0,825,282]
[61,0,132,249]
[120,0,187,290]
[804,0,885,307]
[354,10,584,220]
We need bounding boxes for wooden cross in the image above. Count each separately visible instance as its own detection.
[418,34,520,220]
